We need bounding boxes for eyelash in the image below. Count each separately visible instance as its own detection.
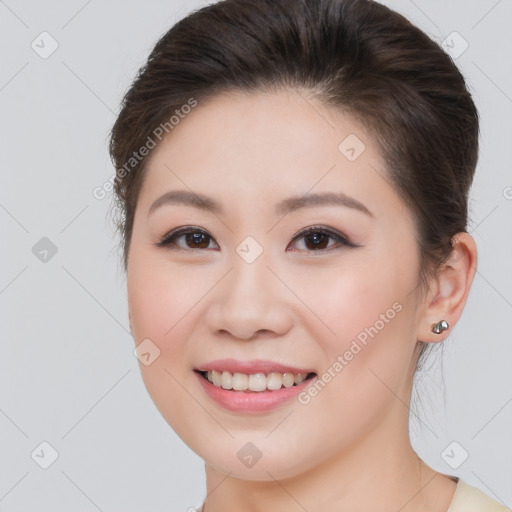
[154,225,358,252]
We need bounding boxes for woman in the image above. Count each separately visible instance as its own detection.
[108,0,508,510]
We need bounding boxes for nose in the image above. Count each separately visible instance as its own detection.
[204,255,293,341]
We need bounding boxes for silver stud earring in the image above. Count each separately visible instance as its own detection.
[431,320,449,334]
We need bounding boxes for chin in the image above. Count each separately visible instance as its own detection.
[197,437,320,482]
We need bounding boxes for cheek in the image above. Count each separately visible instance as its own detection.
[126,255,205,441]
[292,256,404,345]
[295,250,417,395]
[127,254,210,348]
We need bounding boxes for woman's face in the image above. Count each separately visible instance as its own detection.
[127,89,426,480]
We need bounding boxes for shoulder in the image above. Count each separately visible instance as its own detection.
[191,482,511,512]
[448,480,511,512]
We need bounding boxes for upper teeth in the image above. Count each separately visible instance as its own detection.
[206,370,309,391]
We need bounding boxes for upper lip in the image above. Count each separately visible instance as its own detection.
[195,358,316,375]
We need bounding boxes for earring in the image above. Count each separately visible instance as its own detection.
[431,320,449,334]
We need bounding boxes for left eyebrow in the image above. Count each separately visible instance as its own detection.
[275,192,373,217]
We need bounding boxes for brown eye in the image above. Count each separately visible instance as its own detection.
[288,226,355,252]
[183,232,211,249]
[156,228,218,250]
[302,231,332,250]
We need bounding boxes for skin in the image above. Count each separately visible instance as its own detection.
[126,89,477,512]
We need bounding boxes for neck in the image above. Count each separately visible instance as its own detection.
[202,406,456,512]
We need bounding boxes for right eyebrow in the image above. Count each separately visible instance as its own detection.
[147,190,223,218]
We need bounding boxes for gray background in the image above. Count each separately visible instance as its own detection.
[1,0,511,511]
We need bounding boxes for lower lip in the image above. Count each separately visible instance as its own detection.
[195,371,316,413]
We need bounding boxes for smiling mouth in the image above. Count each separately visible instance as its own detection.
[196,369,317,392]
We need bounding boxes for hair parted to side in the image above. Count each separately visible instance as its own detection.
[108,0,479,368]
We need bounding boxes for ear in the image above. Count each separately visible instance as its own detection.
[128,311,133,336]
[417,232,478,343]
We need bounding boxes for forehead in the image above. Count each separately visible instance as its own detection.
[138,89,408,223]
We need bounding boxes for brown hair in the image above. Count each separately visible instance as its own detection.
[108,0,479,366]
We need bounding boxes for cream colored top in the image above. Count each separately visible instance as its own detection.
[446,479,511,512]
[192,479,511,511]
